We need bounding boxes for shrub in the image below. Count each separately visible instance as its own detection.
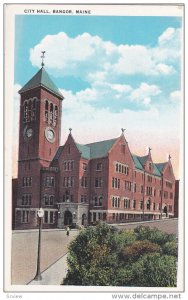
[130,253,177,287]
[134,226,176,245]
[162,240,178,257]
[121,240,161,262]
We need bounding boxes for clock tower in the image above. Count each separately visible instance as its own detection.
[15,55,64,229]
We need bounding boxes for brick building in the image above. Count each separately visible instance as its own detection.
[14,66,177,230]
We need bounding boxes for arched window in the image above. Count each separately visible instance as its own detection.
[32,98,36,120]
[98,196,103,206]
[146,199,151,210]
[50,103,53,124]
[45,100,49,122]
[28,100,32,121]
[54,105,58,126]
[24,101,28,122]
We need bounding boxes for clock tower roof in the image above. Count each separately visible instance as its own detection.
[19,67,64,100]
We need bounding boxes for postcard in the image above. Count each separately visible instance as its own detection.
[4,3,185,295]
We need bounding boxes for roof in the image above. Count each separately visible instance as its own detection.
[86,138,117,159]
[132,155,144,170]
[137,155,148,166]
[155,162,167,173]
[132,154,161,176]
[19,67,64,99]
[75,143,91,160]
[53,146,64,160]
[76,138,117,160]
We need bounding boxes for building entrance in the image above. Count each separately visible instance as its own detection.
[64,211,73,226]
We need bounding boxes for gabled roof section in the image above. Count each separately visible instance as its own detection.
[132,155,144,171]
[137,155,148,167]
[75,143,90,160]
[86,138,117,159]
[155,162,167,174]
[19,67,64,99]
[52,146,64,161]
[153,164,162,176]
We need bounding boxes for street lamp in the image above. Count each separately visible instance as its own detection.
[33,208,44,281]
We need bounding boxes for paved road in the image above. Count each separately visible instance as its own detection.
[11,229,78,285]
[114,218,178,236]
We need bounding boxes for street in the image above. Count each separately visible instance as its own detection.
[11,229,79,285]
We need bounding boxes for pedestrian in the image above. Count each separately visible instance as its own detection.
[66,225,70,236]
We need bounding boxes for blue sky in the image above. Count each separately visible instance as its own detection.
[13,14,183,177]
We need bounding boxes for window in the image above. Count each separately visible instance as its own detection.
[44,211,55,224]
[81,195,87,203]
[166,181,173,189]
[96,163,102,171]
[83,163,87,171]
[146,200,151,210]
[149,162,152,171]
[44,195,54,206]
[81,177,87,188]
[146,186,152,196]
[63,177,74,188]
[125,181,131,191]
[21,210,29,223]
[133,200,136,209]
[112,177,120,189]
[44,176,55,187]
[124,198,130,209]
[134,183,136,193]
[147,175,152,183]
[112,196,120,208]
[21,194,32,206]
[140,201,143,209]
[164,191,168,199]
[115,162,129,175]
[94,196,103,207]
[153,203,156,210]
[23,98,37,123]
[22,177,32,187]
[95,177,103,188]
[141,185,144,193]
[170,192,173,199]
[45,100,49,122]
[63,160,74,171]
[54,106,58,126]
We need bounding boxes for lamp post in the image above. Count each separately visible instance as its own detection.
[34,208,44,281]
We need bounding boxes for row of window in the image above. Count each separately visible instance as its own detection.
[20,209,55,224]
[63,177,74,188]
[115,163,129,175]
[22,177,32,187]
[45,100,58,127]
[111,197,163,211]
[21,194,32,206]
[23,98,37,123]
[63,160,74,171]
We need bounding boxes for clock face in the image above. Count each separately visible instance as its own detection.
[45,127,55,143]
[24,127,33,139]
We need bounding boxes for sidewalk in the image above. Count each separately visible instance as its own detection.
[28,253,68,285]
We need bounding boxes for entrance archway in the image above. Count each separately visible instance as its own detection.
[82,213,87,226]
[64,211,73,226]
[163,206,168,217]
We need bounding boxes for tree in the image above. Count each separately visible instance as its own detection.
[130,253,177,287]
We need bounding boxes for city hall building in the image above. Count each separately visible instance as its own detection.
[13,64,176,230]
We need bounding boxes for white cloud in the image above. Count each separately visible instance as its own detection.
[129,82,161,104]
[29,27,180,81]
[170,90,181,102]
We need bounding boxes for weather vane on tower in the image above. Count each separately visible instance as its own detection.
[41,51,46,68]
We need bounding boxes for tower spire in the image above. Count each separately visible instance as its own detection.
[148,147,152,154]
[121,128,126,135]
[41,51,46,68]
